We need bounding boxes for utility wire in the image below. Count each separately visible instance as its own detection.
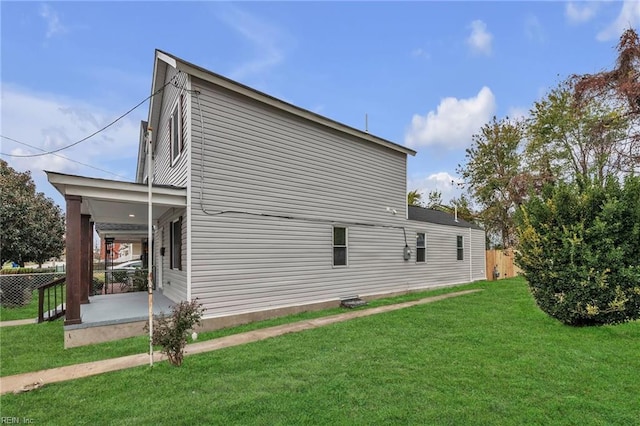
[0,77,175,158]
[2,136,129,179]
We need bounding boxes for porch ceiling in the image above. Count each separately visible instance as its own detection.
[46,171,187,240]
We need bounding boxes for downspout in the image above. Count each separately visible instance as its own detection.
[147,126,154,367]
[469,227,472,282]
[186,77,192,301]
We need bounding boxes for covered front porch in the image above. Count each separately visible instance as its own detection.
[46,171,187,348]
[65,292,175,348]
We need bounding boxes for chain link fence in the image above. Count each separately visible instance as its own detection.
[0,266,151,308]
[0,272,66,308]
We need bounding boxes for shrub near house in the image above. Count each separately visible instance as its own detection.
[516,176,640,326]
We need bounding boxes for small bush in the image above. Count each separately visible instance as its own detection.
[91,277,104,296]
[131,270,148,292]
[146,299,205,366]
[516,176,640,326]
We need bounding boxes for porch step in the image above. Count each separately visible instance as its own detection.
[340,297,367,309]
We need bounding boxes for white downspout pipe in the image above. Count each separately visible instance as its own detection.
[147,126,154,367]
[469,227,473,282]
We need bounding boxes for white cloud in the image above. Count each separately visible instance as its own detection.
[405,86,496,149]
[1,85,140,182]
[597,0,640,41]
[565,2,598,24]
[525,15,545,43]
[467,20,493,56]
[507,106,529,121]
[407,172,463,205]
[411,48,430,59]
[217,5,288,81]
[39,3,68,38]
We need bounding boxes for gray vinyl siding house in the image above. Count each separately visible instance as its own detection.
[138,50,485,324]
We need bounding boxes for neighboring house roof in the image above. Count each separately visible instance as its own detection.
[408,205,482,230]
[137,50,416,182]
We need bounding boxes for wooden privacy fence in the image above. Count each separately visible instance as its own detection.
[485,249,522,281]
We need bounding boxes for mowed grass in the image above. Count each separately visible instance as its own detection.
[2,278,639,425]
[0,290,40,321]
[0,282,483,377]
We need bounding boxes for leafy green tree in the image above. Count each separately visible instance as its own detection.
[449,194,477,224]
[407,189,423,207]
[0,160,65,266]
[515,176,640,326]
[457,116,527,248]
[573,27,640,174]
[425,190,442,209]
[527,81,628,187]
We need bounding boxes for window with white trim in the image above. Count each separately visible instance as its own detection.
[170,217,182,270]
[170,96,184,164]
[333,227,347,266]
[456,235,464,261]
[416,233,426,263]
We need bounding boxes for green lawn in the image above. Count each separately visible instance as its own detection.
[0,289,40,322]
[0,282,482,377]
[1,278,639,425]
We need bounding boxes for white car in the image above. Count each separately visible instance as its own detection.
[111,260,143,271]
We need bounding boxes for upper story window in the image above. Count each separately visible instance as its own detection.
[170,95,185,164]
[333,226,347,267]
[416,233,425,263]
[456,235,464,261]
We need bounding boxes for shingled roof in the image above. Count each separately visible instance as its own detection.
[407,205,482,230]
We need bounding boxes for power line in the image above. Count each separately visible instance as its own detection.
[3,136,129,179]
[0,78,175,158]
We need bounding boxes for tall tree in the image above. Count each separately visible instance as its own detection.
[457,117,527,248]
[527,80,629,186]
[0,160,65,266]
[573,27,640,173]
[450,194,477,224]
[426,190,443,208]
[407,189,423,207]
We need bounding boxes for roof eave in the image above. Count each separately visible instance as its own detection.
[157,49,416,157]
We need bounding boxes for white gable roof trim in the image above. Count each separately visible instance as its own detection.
[155,49,417,158]
[47,171,186,206]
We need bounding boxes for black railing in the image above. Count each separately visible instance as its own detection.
[38,277,66,323]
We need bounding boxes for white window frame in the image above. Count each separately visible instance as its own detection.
[333,226,348,267]
[416,233,426,263]
[170,97,183,165]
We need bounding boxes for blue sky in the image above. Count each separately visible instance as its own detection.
[1,1,637,209]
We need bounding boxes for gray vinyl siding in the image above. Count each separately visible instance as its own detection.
[157,209,187,303]
[471,229,487,281]
[191,216,412,315]
[189,215,485,317]
[182,76,485,318]
[153,66,190,187]
[407,222,485,288]
[189,77,408,223]
[189,77,413,316]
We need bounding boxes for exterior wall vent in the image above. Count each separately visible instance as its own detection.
[340,297,367,309]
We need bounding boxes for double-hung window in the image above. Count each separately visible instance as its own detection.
[456,235,464,261]
[170,95,184,164]
[170,217,182,270]
[333,227,347,266]
[416,233,426,263]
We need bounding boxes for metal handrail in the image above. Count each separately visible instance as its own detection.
[38,277,66,323]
